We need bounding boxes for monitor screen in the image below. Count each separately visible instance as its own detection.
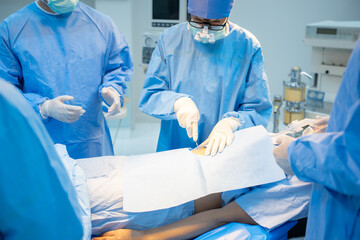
[316,28,337,35]
[153,0,180,20]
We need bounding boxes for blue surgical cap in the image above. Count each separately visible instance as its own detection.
[188,0,234,19]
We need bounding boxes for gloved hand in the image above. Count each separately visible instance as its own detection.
[273,135,296,175]
[40,95,85,123]
[311,116,330,133]
[174,97,200,142]
[199,117,240,156]
[101,87,122,117]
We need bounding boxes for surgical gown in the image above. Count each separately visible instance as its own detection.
[0,2,133,159]
[288,37,360,239]
[139,22,272,151]
[0,80,83,240]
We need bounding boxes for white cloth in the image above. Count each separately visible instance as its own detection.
[54,144,91,240]
[123,126,286,212]
[222,176,312,230]
[77,156,194,236]
[76,156,311,236]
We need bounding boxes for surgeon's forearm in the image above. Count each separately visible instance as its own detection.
[141,201,257,240]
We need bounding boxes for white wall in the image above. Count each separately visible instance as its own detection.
[130,0,155,124]
[95,0,133,127]
[229,0,360,98]
[95,0,151,127]
[95,0,132,48]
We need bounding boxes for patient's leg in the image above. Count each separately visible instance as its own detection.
[93,193,256,240]
[194,193,222,214]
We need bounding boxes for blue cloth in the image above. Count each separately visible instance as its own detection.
[139,22,272,151]
[0,80,83,240]
[194,221,297,240]
[55,144,92,240]
[287,37,360,239]
[0,2,133,159]
[222,176,311,231]
[188,0,234,19]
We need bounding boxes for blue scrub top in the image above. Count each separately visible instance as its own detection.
[139,22,272,151]
[0,2,133,159]
[288,37,360,239]
[0,80,83,240]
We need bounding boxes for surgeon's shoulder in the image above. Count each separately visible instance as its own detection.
[76,2,118,35]
[228,22,262,50]
[1,3,36,33]
[159,22,189,44]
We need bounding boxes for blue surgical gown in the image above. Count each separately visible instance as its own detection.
[0,2,133,159]
[139,22,272,151]
[0,80,83,240]
[288,37,360,239]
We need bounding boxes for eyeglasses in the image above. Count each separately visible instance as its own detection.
[187,16,228,31]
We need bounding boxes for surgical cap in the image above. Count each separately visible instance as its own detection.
[188,0,234,19]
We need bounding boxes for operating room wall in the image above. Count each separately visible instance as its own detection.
[122,0,360,124]
[98,0,158,127]
[95,0,133,128]
[0,0,32,20]
[229,0,360,100]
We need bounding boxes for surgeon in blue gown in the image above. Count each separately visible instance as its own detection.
[0,79,83,239]
[0,0,133,159]
[139,0,272,155]
[273,37,360,239]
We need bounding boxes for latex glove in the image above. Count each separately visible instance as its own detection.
[40,95,85,123]
[101,87,121,117]
[199,117,240,156]
[273,135,296,175]
[174,97,200,142]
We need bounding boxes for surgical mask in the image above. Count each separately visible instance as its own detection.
[189,23,229,44]
[42,0,79,14]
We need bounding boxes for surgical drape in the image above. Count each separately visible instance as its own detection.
[0,2,133,159]
[139,22,272,151]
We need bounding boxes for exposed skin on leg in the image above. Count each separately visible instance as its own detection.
[194,193,222,214]
[92,193,257,240]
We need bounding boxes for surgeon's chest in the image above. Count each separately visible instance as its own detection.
[14,22,107,73]
[167,42,249,95]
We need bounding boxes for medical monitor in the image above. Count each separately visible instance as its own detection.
[148,0,188,29]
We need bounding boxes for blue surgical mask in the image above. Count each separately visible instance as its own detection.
[189,23,229,44]
[45,0,79,14]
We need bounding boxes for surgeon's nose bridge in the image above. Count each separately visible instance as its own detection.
[198,20,217,27]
